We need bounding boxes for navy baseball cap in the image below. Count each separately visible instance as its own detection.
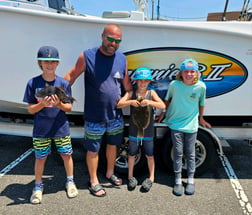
[37,46,60,61]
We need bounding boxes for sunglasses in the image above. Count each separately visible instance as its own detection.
[106,36,121,44]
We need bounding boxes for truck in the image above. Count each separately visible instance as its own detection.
[0,0,251,176]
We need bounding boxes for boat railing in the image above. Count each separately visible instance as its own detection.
[0,0,75,14]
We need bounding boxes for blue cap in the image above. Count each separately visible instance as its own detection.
[133,67,153,80]
[180,58,198,71]
[37,46,60,61]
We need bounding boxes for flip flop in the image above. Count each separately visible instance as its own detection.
[88,183,106,197]
[106,174,122,186]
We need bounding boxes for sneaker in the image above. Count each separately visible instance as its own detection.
[185,183,195,195]
[173,184,183,196]
[66,183,78,198]
[30,189,43,204]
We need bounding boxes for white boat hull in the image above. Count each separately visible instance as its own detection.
[1,5,252,116]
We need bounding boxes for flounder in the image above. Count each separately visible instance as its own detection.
[132,95,150,138]
[35,84,75,103]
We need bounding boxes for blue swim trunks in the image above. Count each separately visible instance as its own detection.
[33,136,72,160]
[84,118,124,152]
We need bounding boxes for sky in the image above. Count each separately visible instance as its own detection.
[70,0,247,21]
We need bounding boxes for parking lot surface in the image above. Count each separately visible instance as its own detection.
[0,135,251,215]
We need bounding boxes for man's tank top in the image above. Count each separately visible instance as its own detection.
[84,47,126,122]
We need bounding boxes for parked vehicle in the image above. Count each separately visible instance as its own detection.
[0,0,251,175]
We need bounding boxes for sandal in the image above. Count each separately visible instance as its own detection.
[141,178,153,192]
[30,189,43,204]
[66,183,78,198]
[128,177,138,191]
[88,182,106,197]
[106,174,122,186]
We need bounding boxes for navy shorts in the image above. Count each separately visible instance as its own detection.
[84,118,124,152]
[128,136,154,156]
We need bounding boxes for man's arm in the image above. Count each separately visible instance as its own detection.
[122,63,133,91]
[64,52,85,85]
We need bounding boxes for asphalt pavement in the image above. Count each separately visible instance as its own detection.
[0,135,251,215]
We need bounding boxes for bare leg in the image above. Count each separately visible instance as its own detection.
[34,157,47,182]
[146,155,155,182]
[60,154,73,177]
[86,150,105,196]
[128,155,135,179]
[106,144,122,185]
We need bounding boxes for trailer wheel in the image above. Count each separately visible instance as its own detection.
[115,138,147,174]
[161,130,217,176]
[99,138,147,175]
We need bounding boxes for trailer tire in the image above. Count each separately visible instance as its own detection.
[99,138,147,175]
[161,130,217,176]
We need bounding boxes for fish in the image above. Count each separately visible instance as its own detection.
[35,84,75,103]
[132,95,150,138]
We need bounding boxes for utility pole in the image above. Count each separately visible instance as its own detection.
[157,0,160,20]
[151,0,154,20]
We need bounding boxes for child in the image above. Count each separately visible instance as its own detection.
[161,58,211,196]
[117,67,165,192]
[23,46,78,204]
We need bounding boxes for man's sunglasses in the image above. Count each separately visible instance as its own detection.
[106,36,121,44]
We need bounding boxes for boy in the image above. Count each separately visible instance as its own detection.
[117,67,165,192]
[23,46,78,204]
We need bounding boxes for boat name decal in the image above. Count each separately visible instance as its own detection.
[124,47,248,99]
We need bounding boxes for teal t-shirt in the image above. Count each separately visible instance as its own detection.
[164,80,206,133]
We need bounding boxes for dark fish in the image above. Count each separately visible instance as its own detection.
[35,85,75,103]
[132,95,150,138]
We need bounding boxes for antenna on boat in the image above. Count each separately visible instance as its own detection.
[222,0,229,21]
[239,0,251,20]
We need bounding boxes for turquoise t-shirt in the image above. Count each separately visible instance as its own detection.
[164,80,206,133]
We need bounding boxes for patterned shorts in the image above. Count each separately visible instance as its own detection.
[84,118,124,152]
[33,135,72,160]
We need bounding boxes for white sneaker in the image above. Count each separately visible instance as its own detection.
[66,183,78,198]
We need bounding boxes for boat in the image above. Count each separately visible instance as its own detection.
[0,0,252,118]
[1,0,252,176]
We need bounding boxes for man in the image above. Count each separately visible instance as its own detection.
[64,24,132,197]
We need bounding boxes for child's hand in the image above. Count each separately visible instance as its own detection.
[50,94,61,106]
[139,99,149,107]
[156,112,165,123]
[131,99,141,107]
[41,96,52,107]
[199,117,212,128]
